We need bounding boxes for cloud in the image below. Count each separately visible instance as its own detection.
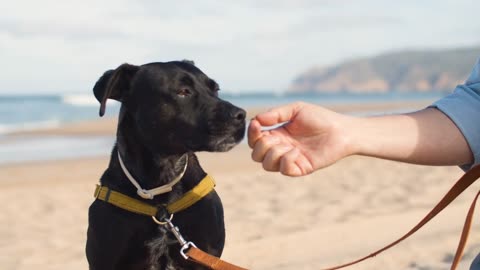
[0,0,478,93]
[0,18,127,41]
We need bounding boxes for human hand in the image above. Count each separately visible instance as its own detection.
[248,102,353,176]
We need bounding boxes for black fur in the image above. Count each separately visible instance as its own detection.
[86,61,246,270]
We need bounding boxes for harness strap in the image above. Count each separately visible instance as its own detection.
[95,184,157,216]
[321,164,480,270]
[186,246,248,270]
[166,175,216,214]
[94,174,216,216]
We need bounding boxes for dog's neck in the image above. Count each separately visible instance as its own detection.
[114,119,188,191]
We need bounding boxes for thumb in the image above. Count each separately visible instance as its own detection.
[255,102,302,126]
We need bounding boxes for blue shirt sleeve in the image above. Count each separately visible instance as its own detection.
[430,58,480,170]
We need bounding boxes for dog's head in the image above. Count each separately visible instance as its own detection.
[93,61,246,154]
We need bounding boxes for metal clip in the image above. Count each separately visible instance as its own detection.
[152,206,173,225]
[163,218,197,259]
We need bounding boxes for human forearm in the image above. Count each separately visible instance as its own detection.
[345,108,473,166]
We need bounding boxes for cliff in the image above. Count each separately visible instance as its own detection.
[288,46,480,93]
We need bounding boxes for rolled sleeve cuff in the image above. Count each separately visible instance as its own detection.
[430,83,480,171]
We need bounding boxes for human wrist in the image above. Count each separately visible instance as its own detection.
[333,113,363,158]
[340,115,380,157]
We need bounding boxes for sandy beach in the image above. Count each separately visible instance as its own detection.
[1,102,479,270]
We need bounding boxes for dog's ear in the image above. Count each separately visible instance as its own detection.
[93,63,139,117]
[182,59,195,66]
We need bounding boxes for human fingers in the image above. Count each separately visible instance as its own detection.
[279,148,313,177]
[255,102,303,127]
[247,119,263,148]
[251,135,281,162]
[262,145,294,172]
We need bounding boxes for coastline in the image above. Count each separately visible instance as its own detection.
[3,100,476,270]
[0,100,435,166]
[5,99,433,137]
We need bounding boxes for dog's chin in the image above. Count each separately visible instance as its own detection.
[205,136,239,152]
[207,128,245,152]
[213,141,239,152]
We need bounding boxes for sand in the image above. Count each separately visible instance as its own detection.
[1,102,479,270]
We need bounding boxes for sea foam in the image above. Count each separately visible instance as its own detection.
[62,94,98,106]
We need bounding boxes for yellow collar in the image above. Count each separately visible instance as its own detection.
[94,174,216,217]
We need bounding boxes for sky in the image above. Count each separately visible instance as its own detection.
[0,0,479,94]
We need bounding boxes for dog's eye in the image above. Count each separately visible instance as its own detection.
[177,88,191,97]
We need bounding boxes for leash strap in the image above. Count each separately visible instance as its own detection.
[451,190,480,269]
[180,165,480,270]
[321,164,480,270]
[161,216,249,270]
[186,246,248,270]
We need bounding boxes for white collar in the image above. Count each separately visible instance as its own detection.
[117,151,188,199]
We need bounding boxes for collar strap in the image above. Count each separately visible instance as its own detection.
[117,151,188,199]
[94,174,216,216]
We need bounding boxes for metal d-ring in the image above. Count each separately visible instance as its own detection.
[152,213,174,225]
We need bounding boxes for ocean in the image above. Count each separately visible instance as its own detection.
[0,94,116,134]
[0,91,444,164]
[0,91,445,134]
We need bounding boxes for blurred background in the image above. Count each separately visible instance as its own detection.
[1,0,480,162]
[1,1,480,269]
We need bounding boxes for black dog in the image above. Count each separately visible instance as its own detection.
[86,61,246,270]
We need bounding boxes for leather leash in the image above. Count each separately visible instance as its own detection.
[168,165,480,270]
[186,247,248,270]
[321,164,480,270]
[162,217,248,270]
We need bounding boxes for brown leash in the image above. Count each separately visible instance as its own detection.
[166,165,480,270]
[321,164,480,270]
[161,217,248,270]
[186,247,248,270]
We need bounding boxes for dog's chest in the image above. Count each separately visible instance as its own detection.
[145,226,179,270]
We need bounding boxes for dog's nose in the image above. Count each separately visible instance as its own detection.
[231,108,246,122]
